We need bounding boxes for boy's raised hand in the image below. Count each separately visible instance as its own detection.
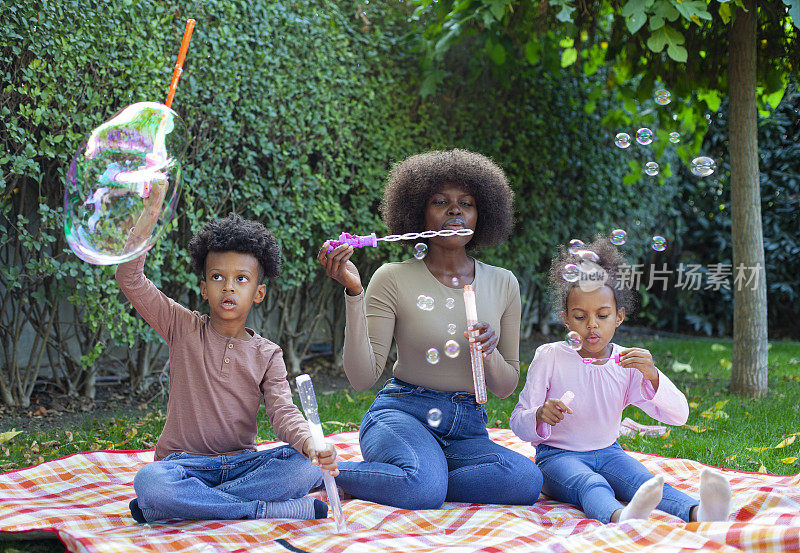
[618,347,659,388]
[536,397,573,427]
[303,437,339,476]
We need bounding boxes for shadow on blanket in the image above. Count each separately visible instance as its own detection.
[1,429,799,553]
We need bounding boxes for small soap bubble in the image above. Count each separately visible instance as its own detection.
[668,132,681,143]
[568,239,584,254]
[565,331,582,350]
[427,408,442,428]
[651,235,667,252]
[644,161,660,176]
[635,128,654,146]
[654,89,671,106]
[691,156,716,177]
[562,263,580,283]
[445,297,455,309]
[426,347,440,364]
[576,249,600,263]
[444,339,460,358]
[416,295,435,311]
[447,323,457,335]
[451,276,459,287]
[413,242,428,259]
[64,102,186,265]
[610,229,627,246]
[614,132,632,149]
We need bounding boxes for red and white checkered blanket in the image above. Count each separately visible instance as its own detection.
[1,429,799,552]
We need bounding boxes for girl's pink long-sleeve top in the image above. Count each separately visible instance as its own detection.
[510,341,689,451]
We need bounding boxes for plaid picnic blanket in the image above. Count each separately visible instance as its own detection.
[1,429,799,553]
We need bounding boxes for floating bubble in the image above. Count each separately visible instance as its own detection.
[65,102,186,265]
[426,347,440,364]
[635,128,654,146]
[644,161,660,176]
[669,132,681,143]
[427,408,442,428]
[565,331,582,350]
[568,239,584,254]
[563,263,580,283]
[610,229,627,246]
[416,295,434,311]
[451,276,459,287]
[691,156,716,177]
[654,89,671,106]
[444,339,460,358]
[651,235,667,252]
[413,242,428,259]
[445,297,455,309]
[575,249,599,263]
[614,132,632,149]
[447,323,457,335]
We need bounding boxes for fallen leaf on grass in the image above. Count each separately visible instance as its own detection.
[672,361,693,373]
[758,464,768,473]
[711,344,726,352]
[780,457,797,464]
[684,425,712,433]
[0,430,22,444]
[775,436,796,448]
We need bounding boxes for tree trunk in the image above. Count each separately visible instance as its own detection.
[728,0,769,397]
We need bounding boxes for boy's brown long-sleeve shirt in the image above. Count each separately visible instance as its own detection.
[116,253,311,461]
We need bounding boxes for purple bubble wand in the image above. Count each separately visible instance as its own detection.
[326,228,474,253]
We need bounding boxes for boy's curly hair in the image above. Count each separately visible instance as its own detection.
[547,235,639,315]
[188,213,281,282]
[379,149,514,248]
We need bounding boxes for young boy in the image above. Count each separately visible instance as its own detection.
[116,193,337,523]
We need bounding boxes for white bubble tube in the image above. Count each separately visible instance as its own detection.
[295,374,347,532]
[462,284,487,404]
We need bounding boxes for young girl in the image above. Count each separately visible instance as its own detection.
[510,237,731,524]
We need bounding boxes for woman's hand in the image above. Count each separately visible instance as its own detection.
[618,347,659,389]
[464,321,499,357]
[536,398,573,426]
[318,243,363,295]
[303,437,339,476]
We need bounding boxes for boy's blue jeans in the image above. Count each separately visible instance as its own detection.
[535,442,698,523]
[335,378,543,510]
[133,445,322,522]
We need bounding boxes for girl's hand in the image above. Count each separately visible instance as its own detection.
[317,242,363,295]
[303,437,339,476]
[618,347,659,387]
[464,321,499,357]
[536,398,573,426]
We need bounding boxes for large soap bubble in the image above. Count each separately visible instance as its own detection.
[64,102,186,265]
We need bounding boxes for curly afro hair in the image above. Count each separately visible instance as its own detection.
[379,149,514,248]
[547,235,639,315]
[188,213,281,282]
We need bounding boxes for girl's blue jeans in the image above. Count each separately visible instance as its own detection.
[132,445,322,521]
[335,378,543,510]
[535,442,698,523]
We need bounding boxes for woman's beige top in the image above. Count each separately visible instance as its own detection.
[343,258,521,397]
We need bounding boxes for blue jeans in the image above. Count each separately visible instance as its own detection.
[536,442,698,523]
[133,445,322,521]
[335,378,542,510]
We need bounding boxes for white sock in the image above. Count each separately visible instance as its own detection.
[619,475,664,521]
[697,468,731,522]
[263,497,319,520]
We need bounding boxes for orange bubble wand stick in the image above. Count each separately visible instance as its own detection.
[165,19,196,108]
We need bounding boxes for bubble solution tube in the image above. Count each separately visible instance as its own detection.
[295,374,347,532]
[462,284,487,404]
[536,390,574,437]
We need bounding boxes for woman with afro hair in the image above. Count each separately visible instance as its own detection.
[318,149,542,510]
